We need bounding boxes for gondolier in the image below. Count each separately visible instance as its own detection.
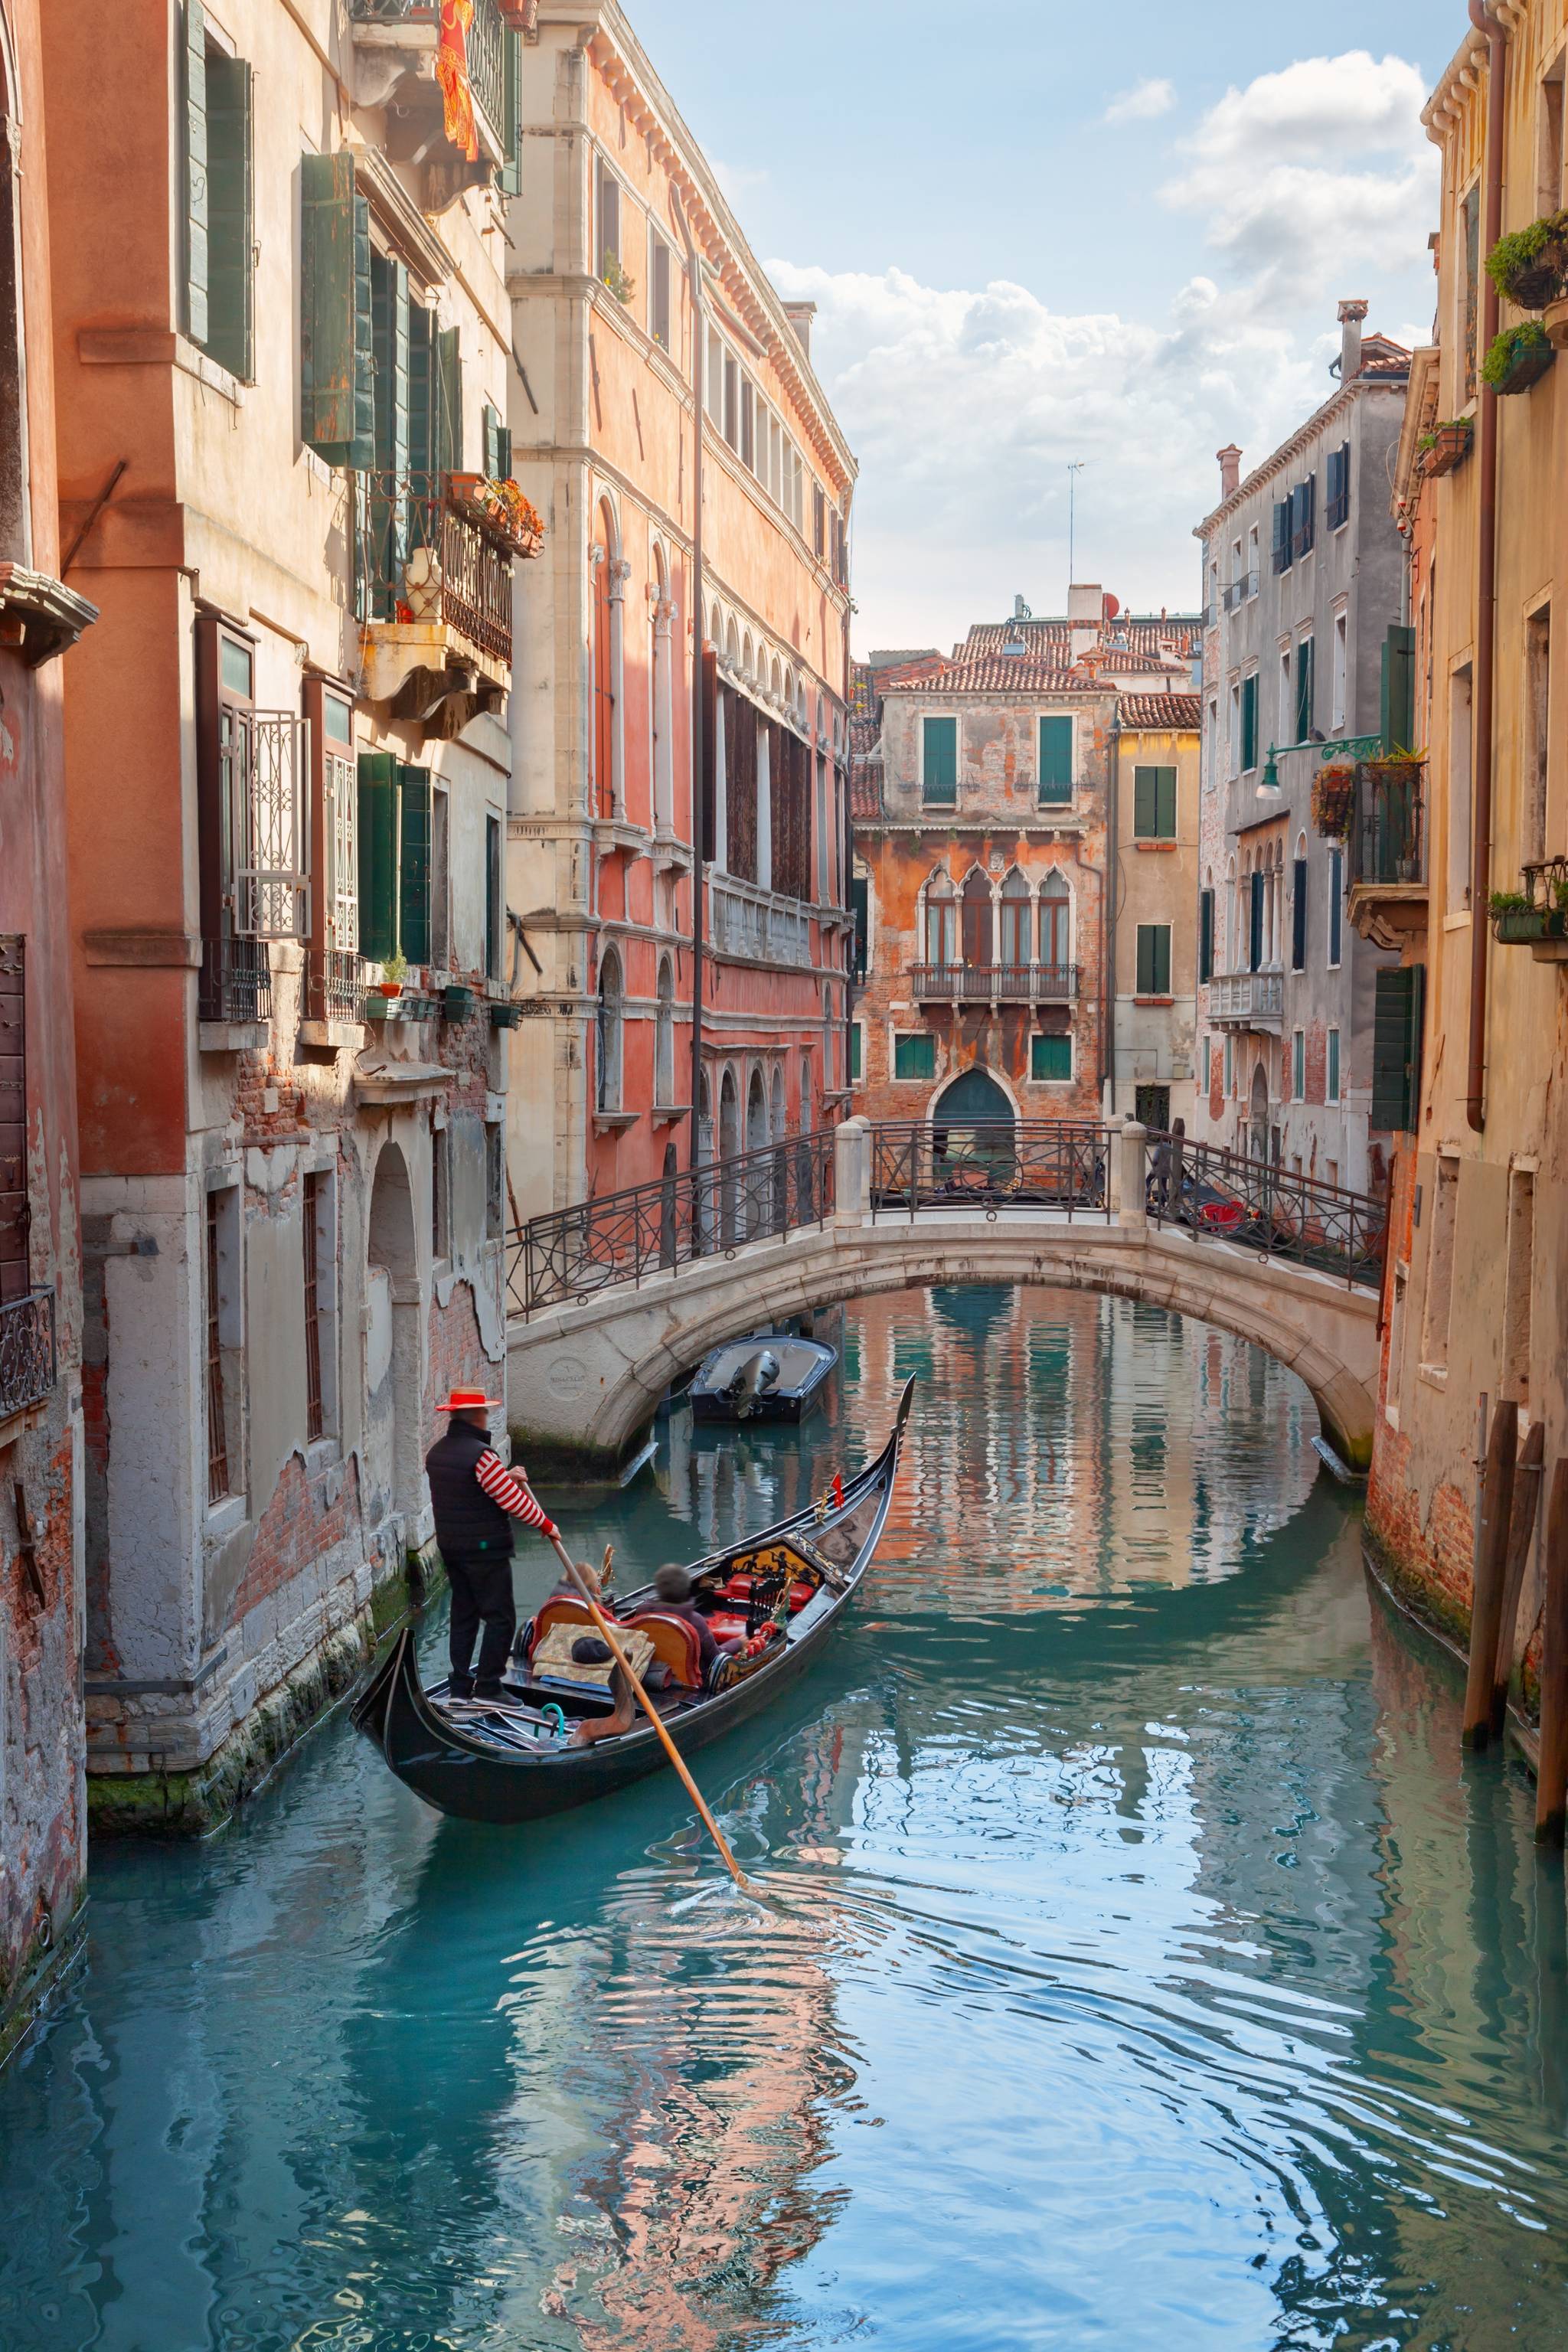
[426,1386,558,1700]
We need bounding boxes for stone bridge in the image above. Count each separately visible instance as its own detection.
[508,1122,1383,1478]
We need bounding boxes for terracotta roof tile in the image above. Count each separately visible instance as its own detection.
[1118,694,1201,730]
[849,766,883,819]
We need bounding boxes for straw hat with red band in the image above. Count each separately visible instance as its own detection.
[438,1386,501,1413]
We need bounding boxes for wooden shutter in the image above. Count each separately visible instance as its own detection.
[499,29,522,196]
[1152,766,1177,836]
[1295,639,1315,741]
[183,2,209,345]
[371,255,410,588]
[923,716,957,802]
[1133,767,1155,835]
[205,53,252,377]
[1240,675,1257,773]
[1371,965,1424,1133]
[1381,624,1416,753]
[1329,848,1343,965]
[1199,887,1214,983]
[1272,499,1291,574]
[482,400,503,479]
[1136,924,1154,994]
[1039,715,1072,801]
[0,937,27,1303]
[1249,872,1263,971]
[398,766,432,965]
[1031,1033,1070,1082]
[357,752,400,961]
[1136,926,1171,995]
[301,153,373,462]
[437,327,463,473]
[408,304,437,479]
[1292,858,1308,969]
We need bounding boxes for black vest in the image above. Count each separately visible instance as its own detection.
[425,1419,513,1556]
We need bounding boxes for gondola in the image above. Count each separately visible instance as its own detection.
[351,1379,915,1825]
[689,1331,838,1423]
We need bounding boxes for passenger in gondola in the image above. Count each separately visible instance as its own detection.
[653,1563,744,1679]
[425,1386,560,1701]
[567,1640,638,1746]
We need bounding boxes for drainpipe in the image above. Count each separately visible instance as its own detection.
[673,191,707,1168]
[1466,0,1506,1132]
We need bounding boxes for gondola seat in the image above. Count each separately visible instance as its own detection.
[520,1593,598,1664]
[619,1609,706,1692]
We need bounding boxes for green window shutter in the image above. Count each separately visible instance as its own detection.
[371,256,410,598]
[1240,675,1258,773]
[1198,887,1214,983]
[1133,768,1155,836]
[1371,964,1423,1132]
[301,153,374,463]
[357,752,400,961]
[849,1024,862,1082]
[1156,767,1176,838]
[482,400,502,479]
[204,53,252,377]
[1031,1033,1071,1081]
[497,422,513,479]
[1295,639,1315,743]
[893,1031,935,1080]
[922,717,957,805]
[1135,925,1170,994]
[398,766,432,965]
[436,327,463,474]
[1133,767,1176,837]
[183,3,208,345]
[499,30,522,197]
[1038,715,1073,802]
[408,304,436,479]
[1328,1028,1341,1103]
[1381,623,1416,752]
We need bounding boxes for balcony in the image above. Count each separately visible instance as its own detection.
[912,962,1080,1004]
[0,1287,57,1426]
[1209,969,1284,1031]
[348,0,509,205]
[710,877,814,969]
[356,472,540,734]
[1348,759,1427,950]
[198,936,272,1046]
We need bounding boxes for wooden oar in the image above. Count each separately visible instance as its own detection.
[548,1532,750,1891]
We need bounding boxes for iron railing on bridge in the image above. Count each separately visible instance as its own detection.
[868,1122,1111,1218]
[508,1129,837,1318]
[1145,1132,1387,1289]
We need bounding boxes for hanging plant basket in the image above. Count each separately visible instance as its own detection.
[1482,323,1555,396]
[1487,212,1568,310]
[1419,420,1472,477]
[1312,764,1356,839]
[1491,903,1567,945]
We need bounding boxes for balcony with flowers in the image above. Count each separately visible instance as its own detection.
[348,0,519,206]
[354,469,544,737]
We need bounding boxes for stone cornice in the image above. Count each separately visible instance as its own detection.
[1194,368,1409,542]
[0,564,100,665]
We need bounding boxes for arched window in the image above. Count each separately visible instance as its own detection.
[651,545,674,833]
[592,498,622,818]
[742,631,754,679]
[999,869,1031,969]
[961,867,993,968]
[596,949,623,1112]
[769,1064,786,1142]
[655,956,675,1108]
[726,616,740,668]
[1039,871,1070,972]
[924,871,957,966]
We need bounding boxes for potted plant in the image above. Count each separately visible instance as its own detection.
[1419,419,1473,476]
[443,983,476,1022]
[601,251,635,305]
[1486,211,1568,309]
[1312,763,1356,838]
[1482,320,1555,395]
[1489,888,1567,944]
[374,951,407,999]
[1363,746,1425,789]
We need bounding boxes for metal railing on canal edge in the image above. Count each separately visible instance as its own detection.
[508,1120,1389,1318]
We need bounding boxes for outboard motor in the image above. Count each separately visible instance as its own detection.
[730,1347,782,1418]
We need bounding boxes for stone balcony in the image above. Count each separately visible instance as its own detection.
[355,472,536,737]
[348,0,509,205]
[709,876,814,969]
[1347,760,1428,952]
[1209,969,1285,1031]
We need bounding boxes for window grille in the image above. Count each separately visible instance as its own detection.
[240,714,309,938]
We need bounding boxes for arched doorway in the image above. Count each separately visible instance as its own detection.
[1250,1063,1269,1164]
[655,956,675,1110]
[932,1066,1015,1187]
[745,1069,769,1236]
[718,1067,741,1241]
[596,949,623,1112]
[769,1065,789,1234]
[366,1141,421,1540]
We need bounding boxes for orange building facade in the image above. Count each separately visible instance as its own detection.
[505,4,857,1214]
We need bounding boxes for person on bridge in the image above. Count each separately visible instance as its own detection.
[426,1387,559,1701]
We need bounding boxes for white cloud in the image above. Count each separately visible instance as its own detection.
[714,158,769,204]
[1104,77,1176,126]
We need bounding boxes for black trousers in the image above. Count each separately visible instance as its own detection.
[446,1550,517,1694]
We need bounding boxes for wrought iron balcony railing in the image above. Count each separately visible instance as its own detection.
[1351,760,1425,890]
[911,962,1080,1004]
[200,936,272,1026]
[354,471,514,671]
[0,1286,57,1421]
[306,949,368,1026]
[348,0,506,145]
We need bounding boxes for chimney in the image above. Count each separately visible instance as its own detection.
[1338,298,1369,381]
[1217,444,1242,501]
[1067,581,1101,664]
[782,300,817,359]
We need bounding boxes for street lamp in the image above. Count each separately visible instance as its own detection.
[1255,743,1282,801]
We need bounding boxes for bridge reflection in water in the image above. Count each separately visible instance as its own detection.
[0,1288,1563,2351]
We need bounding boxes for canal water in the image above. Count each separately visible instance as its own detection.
[2,1285,1566,2351]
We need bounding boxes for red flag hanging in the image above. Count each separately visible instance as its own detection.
[437,0,479,165]
[832,1473,845,1510]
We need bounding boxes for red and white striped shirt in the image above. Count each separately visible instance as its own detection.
[475,1449,556,1538]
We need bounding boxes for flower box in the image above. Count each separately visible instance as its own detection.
[1493,905,1567,945]
[489,1001,522,1030]
[1487,213,1568,310]
[1420,420,1472,478]
[1483,324,1554,396]
[362,995,393,1023]
[1312,765,1356,839]
[446,472,546,557]
[443,984,477,1022]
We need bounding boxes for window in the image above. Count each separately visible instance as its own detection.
[849,1022,863,1083]
[431,1124,449,1266]
[998,871,1031,967]
[1201,1037,1211,1096]
[596,949,623,1112]
[197,619,306,1014]
[1039,871,1070,970]
[1327,441,1351,532]
[1292,1028,1305,1101]
[1540,54,1566,215]
[655,959,675,1108]
[1133,766,1176,840]
[482,400,512,483]
[1135,924,1171,996]
[1249,869,1264,972]
[204,1184,241,1505]
[1421,1152,1459,1371]
[1463,181,1481,402]
[1292,857,1308,971]
[1240,673,1258,773]
[1292,475,1316,562]
[486,1125,505,1243]
[1246,522,1259,593]
[302,1168,338,1442]
[894,1031,936,1081]
[923,880,957,965]
[1228,679,1240,776]
[1031,1033,1072,1082]
[1294,637,1315,743]
[1527,604,1551,859]
[1223,1033,1233,1096]
[648,227,672,351]
[430,787,451,971]
[1371,964,1424,1132]
[740,379,755,470]
[182,9,254,379]
[1327,1026,1341,1105]
[301,152,374,465]
[596,155,622,289]
[1502,1168,1536,1404]
[1038,715,1073,804]
[486,812,503,983]
[813,483,827,560]
[1448,664,1474,910]
[1279,645,1293,746]
[1198,887,1214,983]
[1272,497,1293,576]
[922,715,958,805]
[1331,609,1348,732]
[1328,848,1343,967]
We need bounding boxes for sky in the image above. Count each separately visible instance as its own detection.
[622,0,1450,656]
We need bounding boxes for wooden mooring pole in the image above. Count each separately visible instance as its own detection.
[1462,1399,1517,1751]
[1534,1460,1568,1845]
[1491,1418,1546,1740]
